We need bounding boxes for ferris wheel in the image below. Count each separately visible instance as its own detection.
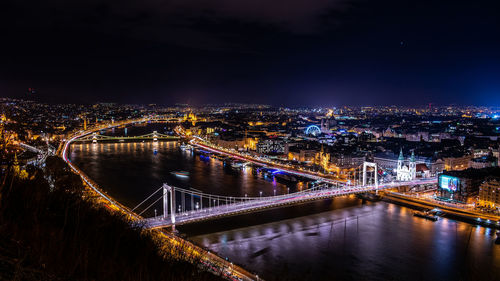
[305,125,321,136]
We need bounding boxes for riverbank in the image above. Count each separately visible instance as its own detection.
[382,192,500,229]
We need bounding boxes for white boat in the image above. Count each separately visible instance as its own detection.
[171,171,190,178]
[180,143,193,150]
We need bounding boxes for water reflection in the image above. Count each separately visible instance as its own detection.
[189,200,499,281]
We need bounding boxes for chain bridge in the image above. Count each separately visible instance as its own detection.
[73,130,179,142]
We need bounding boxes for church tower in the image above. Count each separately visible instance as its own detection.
[397,148,404,171]
[409,150,416,180]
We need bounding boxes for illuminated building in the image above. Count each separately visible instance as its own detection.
[438,167,500,203]
[183,112,198,125]
[468,155,498,169]
[396,150,416,181]
[287,148,316,163]
[244,137,258,151]
[444,155,472,171]
[315,145,331,171]
[256,139,284,154]
[479,177,500,209]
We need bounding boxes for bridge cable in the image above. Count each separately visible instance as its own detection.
[131,186,164,212]
[137,192,166,217]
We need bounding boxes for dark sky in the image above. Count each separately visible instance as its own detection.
[1,0,499,106]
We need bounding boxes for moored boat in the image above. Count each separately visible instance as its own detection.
[171,171,190,178]
[413,210,439,221]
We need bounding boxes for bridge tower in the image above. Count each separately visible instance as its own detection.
[162,183,176,224]
[92,132,98,143]
[362,162,378,189]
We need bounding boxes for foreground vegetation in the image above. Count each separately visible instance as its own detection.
[0,156,223,281]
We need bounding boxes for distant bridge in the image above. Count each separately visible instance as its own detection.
[19,143,45,154]
[73,131,180,143]
[19,142,55,166]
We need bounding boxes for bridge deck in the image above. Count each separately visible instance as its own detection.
[143,178,437,229]
[73,135,180,142]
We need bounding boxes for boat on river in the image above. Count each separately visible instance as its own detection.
[274,172,298,184]
[171,171,190,178]
[180,143,193,151]
[413,210,439,221]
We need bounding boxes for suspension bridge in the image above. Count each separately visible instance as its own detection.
[19,142,56,166]
[137,176,437,229]
[73,130,179,142]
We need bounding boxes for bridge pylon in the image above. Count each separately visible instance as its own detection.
[163,183,176,224]
[362,162,378,189]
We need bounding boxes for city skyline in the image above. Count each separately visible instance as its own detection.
[1,98,499,281]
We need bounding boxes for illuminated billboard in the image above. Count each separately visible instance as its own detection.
[439,175,459,192]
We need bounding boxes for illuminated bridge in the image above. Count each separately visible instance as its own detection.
[73,130,179,142]
[138,177,437,229]
[19,142,55,165]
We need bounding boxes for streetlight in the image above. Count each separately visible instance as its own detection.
[259,191,262,198]
[154,209,157,218]
[287,187,290,194]
[274,189,276,196]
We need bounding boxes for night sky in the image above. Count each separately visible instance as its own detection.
[1,0,499,106]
